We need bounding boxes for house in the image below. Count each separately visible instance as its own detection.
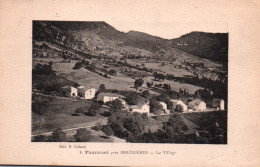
[97,92,125,103]
[61,86,77,97]
[159,102,170,114]
[119,98,127,108]
[78,87,97,100]
[188,99,207,111]
[212,98,225,110]
[129,103,150,114]
[170,99,188,112]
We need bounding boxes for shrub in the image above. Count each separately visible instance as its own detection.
[175,104,184,112]
[50,128,67,142]
[73,62,82,70]
[74,107,85,115]
[142,90,150,98]
[126,92,139,105]
[134,79,144,91]
[99,84,105,92]
[102,126,114,136]
[33,63,55,76]
[74,128,91,142]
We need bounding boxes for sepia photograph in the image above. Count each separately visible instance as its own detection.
[1,0,260,166]
[32,21,228,144]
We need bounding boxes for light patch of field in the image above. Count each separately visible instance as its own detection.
[52,62,136,91]
[144,62,193,77]
[142,76,203,94]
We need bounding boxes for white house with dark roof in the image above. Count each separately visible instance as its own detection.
[129,103,150,114]
[78,87,97,100]
[97,92,125,103]
[61,86,78,97]
[159,102,170,114]
[170,99,188,112]
[188,99,206,111]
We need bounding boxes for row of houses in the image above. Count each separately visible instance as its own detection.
[61,86,225,115]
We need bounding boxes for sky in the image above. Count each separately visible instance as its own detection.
[86,0,229,39]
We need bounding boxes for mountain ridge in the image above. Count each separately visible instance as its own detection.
[33,21,228,62]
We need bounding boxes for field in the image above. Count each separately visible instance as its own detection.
[32,94,108,134]
[52,62,136,91]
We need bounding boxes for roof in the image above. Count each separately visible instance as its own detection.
[170,99,181,103]
[188,99,205,106]
[78,87,97,92]
[159,101,167,106]
[212,98,224,102]
[129,105,140,109]
[97,92,125,98]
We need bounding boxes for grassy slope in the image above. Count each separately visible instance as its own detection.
[32,94,107,134]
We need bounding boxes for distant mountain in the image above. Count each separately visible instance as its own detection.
[33,21,228,62]
[170,32,228,62]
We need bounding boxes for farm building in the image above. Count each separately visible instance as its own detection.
[97,92,125,103]
[170,99,188,112]
[129,103,150,114]
[159,102,170,114]
[78,87,97,100]
[188,99,207,111]
[212,98,225,110]
[61,86,77,97]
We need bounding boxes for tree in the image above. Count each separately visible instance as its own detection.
[150,98,163,115]
[134,79,144,91]
[74,128,91,142]
[88,108,96,116]
[126,92,139,105]
[86,102,101,116]
[107,99,124,113]
[163,114,188,134]
[108,69,117,76]
[33,64,55,76]
[99,84,105,92]
[175,104,184,112]
[74,107,85,116]
[142,90,150,98]
[102,126,114,136]
[146,82,151,89]
[73,62,82,70]
[51,128,67,142]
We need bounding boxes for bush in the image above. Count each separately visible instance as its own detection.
[150,98,163,115]
[99,84,105,92]
[102,126,114,136]
[74,107,85,115]
[142,90,150,98]
[175,104,184,112]
[73,62,82,70]
[126,92,139,105]
[108,69,116,76]
[87,108,96,116]
[33,63,55,76]
[134,79,144,91]
[50,128,67,142]
[74,128,91,142]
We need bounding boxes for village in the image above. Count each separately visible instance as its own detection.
[32,21,228,144]
[60,84,225,115]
